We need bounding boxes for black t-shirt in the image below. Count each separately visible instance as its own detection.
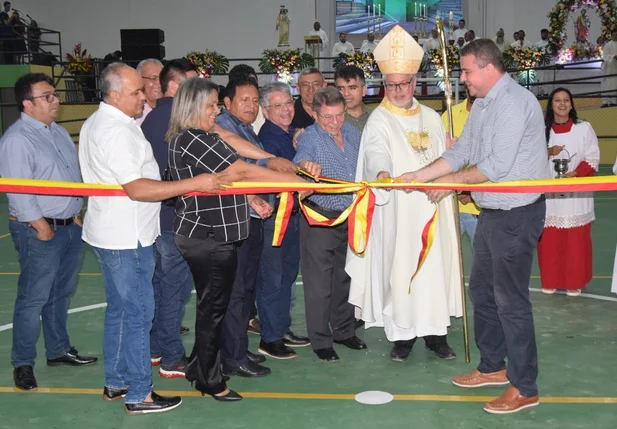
[291,97,315,129]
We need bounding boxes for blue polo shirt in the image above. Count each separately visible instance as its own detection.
[141,96,174,231]
[258,119,296,161]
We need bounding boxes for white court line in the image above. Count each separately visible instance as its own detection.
[0,283,614,333]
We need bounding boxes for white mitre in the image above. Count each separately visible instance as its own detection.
[373,25,425,74]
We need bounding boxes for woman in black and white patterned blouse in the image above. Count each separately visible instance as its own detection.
[165,77,310,402]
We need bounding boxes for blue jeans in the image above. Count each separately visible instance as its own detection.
[460,212,478,248]
[256,212,300,342]
[9,220,84,367]
[150,231,193,365]
[470,198,545,398]
[92,244,155,404]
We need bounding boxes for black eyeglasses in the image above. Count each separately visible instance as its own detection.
[27,93,60,103]
[384,79,414,92]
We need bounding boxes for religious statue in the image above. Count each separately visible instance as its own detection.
[276,6,290,47]
[575,9,590,43]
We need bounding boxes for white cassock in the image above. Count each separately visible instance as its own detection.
[332,41,355,56]
[453,28,467,42]
[511,39,533,49]
[603,41,617,105]
[492,38,510,52]
[346,98,463,341]
[309,29,329,53]
[360,40,378,54]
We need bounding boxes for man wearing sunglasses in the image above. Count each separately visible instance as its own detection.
[0,73,97,392]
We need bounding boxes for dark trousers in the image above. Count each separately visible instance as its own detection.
[221,218,263,370]
[299,215,355,351]
[175,234,237,395]
[257,212,300,343]
[150,231,193,366]
[470,198,545,398]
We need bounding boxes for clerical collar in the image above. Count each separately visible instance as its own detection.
[552,118,573,134]
[380,97,420,116]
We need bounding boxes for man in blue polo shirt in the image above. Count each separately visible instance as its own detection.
[256,82,311,360]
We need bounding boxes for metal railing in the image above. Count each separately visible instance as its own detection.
[0,24,62,65]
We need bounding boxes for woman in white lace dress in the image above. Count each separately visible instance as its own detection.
[537,88,600,296]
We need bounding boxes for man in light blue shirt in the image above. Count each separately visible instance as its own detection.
[399,39,548,414]
[294,87,366,362]
[0,73,97,391]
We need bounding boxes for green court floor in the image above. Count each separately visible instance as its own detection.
[0,168,616,429]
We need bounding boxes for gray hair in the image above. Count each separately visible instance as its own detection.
[299,67,323,79]
[136,58,163,73]
[259,82,292,108]
[100,62,132,101]
[312,86,345,113]
[460,39,505,73]
[165,77,219,142]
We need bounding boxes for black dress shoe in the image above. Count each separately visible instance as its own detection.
[390,339,416,362]
[355,319,365,329]
[125,391,182,415]
[103,386,128,401]
[282,331,311,347]
[13,365,37,390]
[223,360,271,378]
[424,335,456,360]
[334,336,367,350]
[314,347,340,362]
[47,347,98,366]
[258,339,297,359]
[207,389,243,402]
[247,350,266,364]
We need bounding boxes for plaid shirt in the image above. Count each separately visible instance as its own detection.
[168,128,249,243]
[294,122,361,211]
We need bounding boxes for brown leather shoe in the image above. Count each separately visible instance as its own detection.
[452,369,509,388]
[483,386,539,414]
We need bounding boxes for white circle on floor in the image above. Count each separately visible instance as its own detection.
[354,391,394,405]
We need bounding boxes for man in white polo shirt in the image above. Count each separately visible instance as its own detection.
[79,62,228,415]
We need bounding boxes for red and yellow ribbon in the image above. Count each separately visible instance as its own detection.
[2,175,617,257]
[409,208,439,293]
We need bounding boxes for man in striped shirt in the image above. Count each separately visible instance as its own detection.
[399,39,550,415]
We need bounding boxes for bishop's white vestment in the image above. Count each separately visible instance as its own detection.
[346,98,463,341]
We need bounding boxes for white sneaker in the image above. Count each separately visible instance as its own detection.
[566,289,582,297]
[541,289,557,295]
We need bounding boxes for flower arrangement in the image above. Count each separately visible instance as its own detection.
[557,42,603,63]
[185,50,229,78]
[65,43,93,74]
[332,51,379,79]
[258,48,314,83]
[428,46,460,72]
[547,0,617,53]
[503,46,548,70]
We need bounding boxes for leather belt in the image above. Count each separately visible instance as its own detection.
[10,215,75,226]
[44,217,74,226]
[303,199,343,218]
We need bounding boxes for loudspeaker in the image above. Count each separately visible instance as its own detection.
[120,29,165,46]
[121,45,166,62]
[120,28,165,62]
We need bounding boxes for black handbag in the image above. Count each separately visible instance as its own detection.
[162,168,177,207]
